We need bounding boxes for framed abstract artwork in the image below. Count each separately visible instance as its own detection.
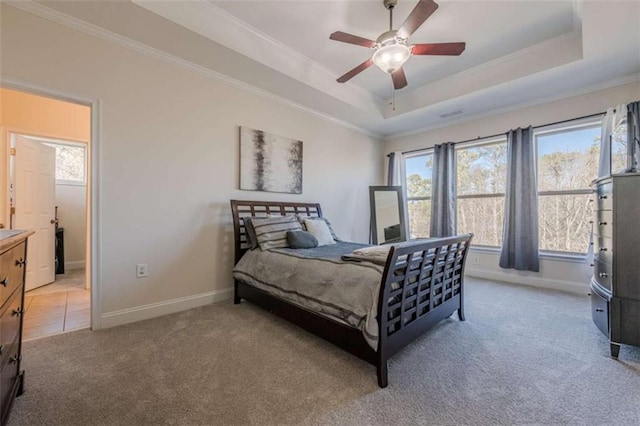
[240,126,303,194]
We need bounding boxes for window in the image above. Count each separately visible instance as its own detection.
[535,120,602,254]
[405,151,433,238]
[45,142,87,185]
[456,139,507,247]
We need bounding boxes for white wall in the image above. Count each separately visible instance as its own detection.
[0,5,383,326]
[56,184,87,268]
[385,80,640,294]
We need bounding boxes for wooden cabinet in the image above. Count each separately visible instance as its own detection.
[0,230,32,426]
[590,173,640,358]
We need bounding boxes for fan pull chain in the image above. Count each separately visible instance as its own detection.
[390,80,396,111]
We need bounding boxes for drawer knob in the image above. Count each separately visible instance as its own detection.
[599,273,609,278]
[588,199,594,203]
[596,308,604,312]
[15,258,26,267]
[0,278,7,287]
[599,195,608,200]
[599,222,608,226]
[599,247,608,252]
[11,307,23,316]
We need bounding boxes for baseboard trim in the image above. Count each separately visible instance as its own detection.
[100,287,234,329]
[466,268,589,295]
[64,260,85,270]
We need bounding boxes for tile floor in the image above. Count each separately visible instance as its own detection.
[23,268,90,340]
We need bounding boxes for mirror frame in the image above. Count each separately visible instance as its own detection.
[369,185,407,245]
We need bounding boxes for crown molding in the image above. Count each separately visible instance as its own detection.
[384,28,584,118]
[4,1,382,139]
[132,0,382,116]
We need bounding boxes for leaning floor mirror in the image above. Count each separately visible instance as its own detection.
[369,186,407,245]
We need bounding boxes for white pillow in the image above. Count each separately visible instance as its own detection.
[303,218,336,246]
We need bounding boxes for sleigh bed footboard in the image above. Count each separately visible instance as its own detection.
[375,234,473,387]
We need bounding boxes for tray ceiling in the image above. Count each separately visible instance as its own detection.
[17,0,640,137]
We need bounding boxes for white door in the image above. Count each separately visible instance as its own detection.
[13,135,56,290]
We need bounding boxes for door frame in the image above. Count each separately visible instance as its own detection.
[1,77,102,330]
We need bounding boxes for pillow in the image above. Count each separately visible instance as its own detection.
[242,217,259,249]
[300,216,341,241]
[303,218,336,246]
[286,230,318,249]
[251,215,303,250]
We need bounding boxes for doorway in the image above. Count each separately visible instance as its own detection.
[0,87,93,340]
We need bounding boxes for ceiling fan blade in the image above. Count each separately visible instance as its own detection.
[337,59,374,83]
[397,0,439,39]
[330,31,377,48]
[391,68,408,90]
[412,42,466,56]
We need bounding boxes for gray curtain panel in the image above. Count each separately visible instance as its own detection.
[628,101,640,172]
[387,151,404,185]
[499,127,540,272]
[387,152,396,186]
[430,143,456,237]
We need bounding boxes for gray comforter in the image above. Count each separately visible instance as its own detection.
[232,242,385,350]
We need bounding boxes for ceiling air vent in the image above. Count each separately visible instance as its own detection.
[439,109,464,119]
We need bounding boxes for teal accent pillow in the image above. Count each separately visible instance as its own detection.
[286,230,319,249]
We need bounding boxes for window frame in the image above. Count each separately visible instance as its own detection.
[455,136,508,248]
[533,117,604,255]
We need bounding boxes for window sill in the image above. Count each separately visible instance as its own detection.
[539,252,586,264]
[469,246,587,264]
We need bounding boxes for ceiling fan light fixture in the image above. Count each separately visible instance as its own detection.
[372,41,411,74]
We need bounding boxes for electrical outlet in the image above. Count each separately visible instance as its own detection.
[473,257,479,265]
[136,263,149,278]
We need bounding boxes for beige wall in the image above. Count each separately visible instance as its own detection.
[56,184,87,267]
[0,87,91,142]
[0,88,90,264]
[0,5,383,325]
[385,80,640,293]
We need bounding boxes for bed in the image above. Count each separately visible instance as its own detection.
[230,200,473,388]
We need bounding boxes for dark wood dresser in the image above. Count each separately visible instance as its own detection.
[0,230,33,426]
[590,173,640,358]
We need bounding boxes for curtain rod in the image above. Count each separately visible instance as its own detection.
[393,110,607,157]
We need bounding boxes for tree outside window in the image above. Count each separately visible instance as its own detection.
[456,140,507,247]
[405,152,433,238]
[45,142,87,185]
[536,123,601,254]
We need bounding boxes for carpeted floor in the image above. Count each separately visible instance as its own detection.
[10,277,640,425]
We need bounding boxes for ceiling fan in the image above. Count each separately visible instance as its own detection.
[329,0,466,90]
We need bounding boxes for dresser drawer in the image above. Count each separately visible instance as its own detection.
[591,289,609,337]
[593,259,612,291]
[594,235,613,265]
[593,210,613,238]
[0,290,23,370]
[595,182,613,211]
[0,340,19,416]
[0,242,26,306]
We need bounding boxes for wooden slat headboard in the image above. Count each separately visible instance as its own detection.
[230,200,323,264]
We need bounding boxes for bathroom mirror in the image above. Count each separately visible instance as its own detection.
[369,186,407,245]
